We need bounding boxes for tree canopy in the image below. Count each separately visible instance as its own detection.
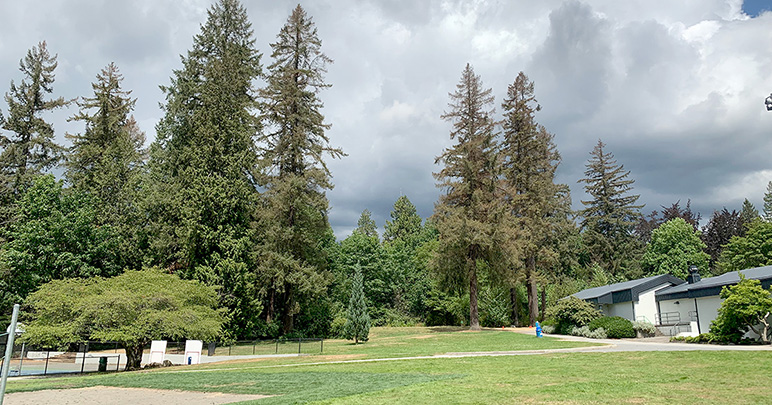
[718,220,772,274]
[642,218,709,279]
[22,269,225,370]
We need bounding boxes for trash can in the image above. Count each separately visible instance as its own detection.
[98,356,108,372]
[207,342,216,356]
[187,356,192,365]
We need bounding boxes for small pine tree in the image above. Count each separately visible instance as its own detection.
[763,181,772,222]
[344,264,370,344]
[740,198,759,225]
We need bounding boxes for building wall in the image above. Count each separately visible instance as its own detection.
[657,298,696,325]
[603,302,634,320]
[634,283,673,324]
[695,296,724,334]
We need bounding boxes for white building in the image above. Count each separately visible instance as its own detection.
[571,274,684,326]
[571,265,772,338]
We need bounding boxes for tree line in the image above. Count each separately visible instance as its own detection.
[1,0,771,338]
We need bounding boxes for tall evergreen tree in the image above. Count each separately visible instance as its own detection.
[499,72,565,326]
[740,198,759,225]
[257,5,344,333]
[578,140,643,277]
[0,41,69,226]
[432,64,504,330]
[66,63,146,269]
[384,195,423,243]
[763,181,772,222]
[355,209,378,239]
[146,0,263,336]
[344,264,370,344]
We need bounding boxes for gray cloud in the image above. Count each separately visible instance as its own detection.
[1,0,771,238]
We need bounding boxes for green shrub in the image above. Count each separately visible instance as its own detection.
[632,321,657,336]
[570,325,607,339]
[588,316,635,339]
[541,325,555,334]
[545,297,602,335]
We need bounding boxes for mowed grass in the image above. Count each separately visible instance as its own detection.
[7,327,772,404]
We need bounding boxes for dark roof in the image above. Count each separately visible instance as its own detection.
[656,265,772,301]
[572,274,685,305]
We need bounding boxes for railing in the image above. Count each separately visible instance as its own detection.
[635,316,652,324]
[656,312,681,325]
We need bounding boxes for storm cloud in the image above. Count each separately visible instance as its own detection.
[1,0,770,237]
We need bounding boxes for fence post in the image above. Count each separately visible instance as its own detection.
[116,355,120,372]
[275,340,278,354]
[320,339,323,353]
[298,338,301,354]
[44,350,50,376]
[228,344,231,356]
[17,342,24,376]
[80,344,87,374]
[252,341,255,355]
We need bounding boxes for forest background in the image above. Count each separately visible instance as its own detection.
[1,0,772,339]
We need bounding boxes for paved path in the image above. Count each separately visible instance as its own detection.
[507,327,772,352]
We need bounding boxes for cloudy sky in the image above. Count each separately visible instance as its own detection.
[1,0,771,238]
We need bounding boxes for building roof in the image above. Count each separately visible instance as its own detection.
[572,274,685,305]
[656,265,772,301]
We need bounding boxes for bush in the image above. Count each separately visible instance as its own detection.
[588,316,635,339]
[709,276,772,343]
[541,325,555,334]
[632,321,657,337]
[545,297,602,335]
[570,326,607,339]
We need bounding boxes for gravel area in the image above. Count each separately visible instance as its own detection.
[4,386,271,405]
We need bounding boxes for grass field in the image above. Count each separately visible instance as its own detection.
[7,327,772,404]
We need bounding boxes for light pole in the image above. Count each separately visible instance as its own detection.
[765,93,772,111]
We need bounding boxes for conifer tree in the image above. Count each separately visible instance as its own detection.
[384,195,423,243]
[432,64,504,330]
[355,209,378,239]
[578,140,643,277]
[66,63,146,269]
[146,0,263,336]
[740,198,759,225]
[499,72,566,326]
[257,5,344,333]
[0,41,69,226]
[764,181,772,222]
[344,264,370,344]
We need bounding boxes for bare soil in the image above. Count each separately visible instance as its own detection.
[4,386,271,404]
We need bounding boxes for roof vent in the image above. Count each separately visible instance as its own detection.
[687,265,701,284]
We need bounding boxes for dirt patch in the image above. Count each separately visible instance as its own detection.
[410,335,436,340]
[4,386,272,405]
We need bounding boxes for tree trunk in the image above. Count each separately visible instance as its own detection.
[510,287,519,327]
[266,286,275,323]
[469,258,480,330]
[539,285,546,323]
[282,289,295,334]
[124,343,145,371]
[526,257,538,326]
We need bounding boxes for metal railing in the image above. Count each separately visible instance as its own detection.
[656,312,681,325]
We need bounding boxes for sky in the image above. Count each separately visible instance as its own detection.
[1,0,771,239]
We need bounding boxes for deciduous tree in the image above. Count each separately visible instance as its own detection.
[701,208,744,273]
[22,269,225,370]
[642,218,709,279]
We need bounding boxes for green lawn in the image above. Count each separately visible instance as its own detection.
[7,327,772,404]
